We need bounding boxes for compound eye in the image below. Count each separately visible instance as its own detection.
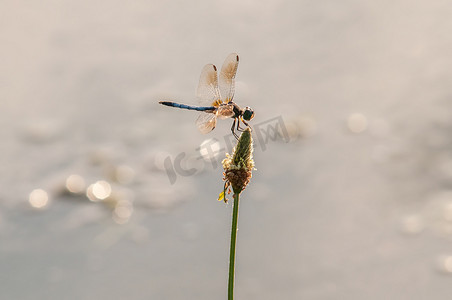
[243,108,254,121]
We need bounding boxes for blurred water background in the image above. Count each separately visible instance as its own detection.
[2,1,452,299]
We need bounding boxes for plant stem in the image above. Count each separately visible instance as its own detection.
[228,192,240,300]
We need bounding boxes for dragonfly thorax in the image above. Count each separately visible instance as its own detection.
[231,103,242,119]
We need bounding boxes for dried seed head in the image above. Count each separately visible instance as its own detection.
[219,128,254,202]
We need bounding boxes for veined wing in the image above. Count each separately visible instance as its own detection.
[219,53,239,103]
[197,64,221,107]
[216,103,235,120]
[196,112,217,134]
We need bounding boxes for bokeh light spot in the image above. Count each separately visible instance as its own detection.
[112,200,133,224]
[347,113,368,133]
[86,180,112,201]
[400,215,424,235]
[114,165,135,184]
[29,189,49,209]
[437,255,452,275]
[66,174,86,194]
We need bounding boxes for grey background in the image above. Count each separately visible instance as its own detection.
[2,1,452,299]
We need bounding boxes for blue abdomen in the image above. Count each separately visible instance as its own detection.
[159,101,214,111]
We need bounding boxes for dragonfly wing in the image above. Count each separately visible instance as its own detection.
[219,53,239,103]
[216,104,235,120]
[197,64,221,107]
[196,112,217,134]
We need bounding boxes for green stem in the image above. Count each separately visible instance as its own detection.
[228,192,240,300]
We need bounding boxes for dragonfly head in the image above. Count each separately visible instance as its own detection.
[242,107,255,121]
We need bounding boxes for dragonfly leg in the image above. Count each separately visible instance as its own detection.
[236,118,245,132]
[242,119,251,128]
[237,118,250,132]
[231,118,239,140]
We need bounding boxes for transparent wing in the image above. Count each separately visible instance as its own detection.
[219,53,239,103]
[196,112,217,134]
[216,103,235,120]
[197,64,221,107]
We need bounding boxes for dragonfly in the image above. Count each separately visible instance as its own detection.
[159,53,254,139]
